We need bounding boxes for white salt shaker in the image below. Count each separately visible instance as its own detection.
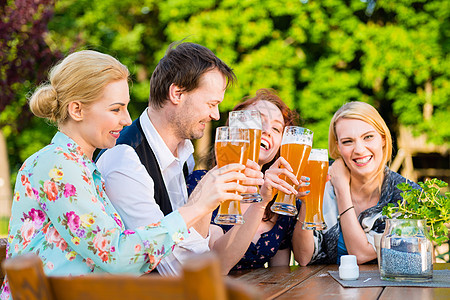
[339,255,359,280]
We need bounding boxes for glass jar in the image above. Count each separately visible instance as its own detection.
[380,219,433,281]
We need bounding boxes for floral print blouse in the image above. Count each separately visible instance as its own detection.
[1,132,188,299]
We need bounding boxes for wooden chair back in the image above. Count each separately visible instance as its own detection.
[0,238,7,281]
[3,252,261,300]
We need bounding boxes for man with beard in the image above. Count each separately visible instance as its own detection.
[97,41,263,275]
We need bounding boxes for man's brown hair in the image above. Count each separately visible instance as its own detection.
[149,41,236,109]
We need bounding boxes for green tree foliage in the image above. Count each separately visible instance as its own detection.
[2,0,449,180]
[159,0,449,148]
[46,0,449,150]
[0,0,62,182]
[47,0,165,117]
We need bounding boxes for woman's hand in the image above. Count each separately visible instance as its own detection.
[242,159,265,194]
[260,157,299,203]
[296,177,311,201]
[329,158,350,190]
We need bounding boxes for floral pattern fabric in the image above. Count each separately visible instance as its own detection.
[1,132,188,299]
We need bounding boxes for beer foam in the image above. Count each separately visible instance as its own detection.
[229,119,262,129]
[229,111,262,129]
[281,134,313,146]
[308,149,328,161]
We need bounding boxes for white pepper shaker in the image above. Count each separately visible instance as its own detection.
[339,255,359,280]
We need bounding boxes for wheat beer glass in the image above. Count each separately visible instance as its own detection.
[214,126,250,225]
[229,110,263,203]
[302,149,328,230]
[270,126,313,216]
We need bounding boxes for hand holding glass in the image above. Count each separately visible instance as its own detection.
[270,126,313,216]
[229,110,262,203]
[214,126,250,225]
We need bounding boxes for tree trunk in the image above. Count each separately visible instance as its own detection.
[0,129,12,218]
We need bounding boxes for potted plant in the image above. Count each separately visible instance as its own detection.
[380,178,450,281]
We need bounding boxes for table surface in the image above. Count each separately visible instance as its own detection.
[229,263,450,300]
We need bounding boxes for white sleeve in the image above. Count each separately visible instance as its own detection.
[97,145,164,229]
[98,145,210,276]
[157,227,211,276]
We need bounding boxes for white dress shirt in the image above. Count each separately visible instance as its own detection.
[97,108,209,276]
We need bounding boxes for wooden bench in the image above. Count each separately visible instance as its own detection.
[3,252,261,300]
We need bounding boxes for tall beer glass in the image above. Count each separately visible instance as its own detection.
[214,126,250,225]
[302,149,328,230]
[229,110,262,203]
[270,126,313,216]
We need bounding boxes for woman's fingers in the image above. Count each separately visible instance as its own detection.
[296,190,310,199]
[267,167,299,186]
[270,157,294,172]
[264,172,298,194]
[242,159,264,186]
[266,179,298,195]
[299,176,310,184]
[245,159,261,171]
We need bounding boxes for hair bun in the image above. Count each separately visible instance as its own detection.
[29,84,59,122]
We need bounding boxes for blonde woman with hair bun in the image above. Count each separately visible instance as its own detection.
[292,101,420,267]
[1,50,248,299]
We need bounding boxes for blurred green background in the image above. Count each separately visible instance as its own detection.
[1,0,449,257]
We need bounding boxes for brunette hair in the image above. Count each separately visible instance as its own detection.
[232,88,299,128]
[149,41,236,109]
[29,50,129,126]
[234,88,299,222]
[329,101,393,189]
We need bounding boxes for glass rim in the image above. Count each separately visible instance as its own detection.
[215,126,250,141]
[308,148,328,161]
[283,126,314,134]
[229,109,261,115]
[229,110,262,129]
[281,126,313,146]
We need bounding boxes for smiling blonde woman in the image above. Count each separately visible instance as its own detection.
[292,101,420,266]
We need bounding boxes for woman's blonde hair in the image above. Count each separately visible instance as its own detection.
[29,50,129,126]
[329,101,392,185]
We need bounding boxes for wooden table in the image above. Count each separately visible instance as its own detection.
[229,263,450,300]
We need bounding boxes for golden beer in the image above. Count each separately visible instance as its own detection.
[302,154,328,230]
[229,110,263,203]
[271,143,311,215]
[271,126,313,216]
[247,128,262,163]
[214,127,249,225]
[218,199,242,216]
